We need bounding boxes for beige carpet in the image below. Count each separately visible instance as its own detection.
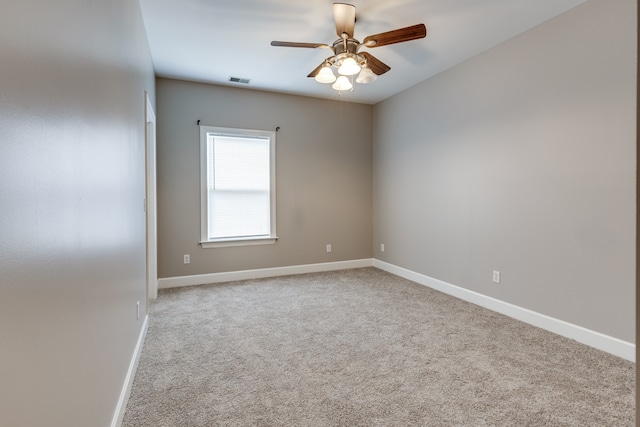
[122,268,634,426]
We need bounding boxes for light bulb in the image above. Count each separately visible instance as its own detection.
[315,65,336,83]
[356,66,377,84]
[338,57,361,76]
[332,75,352,91]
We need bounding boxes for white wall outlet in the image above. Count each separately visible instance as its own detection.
[493,270,501,284]
[326,244,332,253]
[136,301,140,320]
[184,254,190,264]
[380,243,385,252]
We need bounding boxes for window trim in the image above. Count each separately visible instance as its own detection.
[199,125,277,248]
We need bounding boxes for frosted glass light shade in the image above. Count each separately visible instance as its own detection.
[356,67,377,84]
[338,57,361,76]
[315,65,336,83]
[332,75,352,91]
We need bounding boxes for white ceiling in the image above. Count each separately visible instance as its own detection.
[139,0,587,105]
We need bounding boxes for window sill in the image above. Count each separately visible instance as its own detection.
[200,236,278,249]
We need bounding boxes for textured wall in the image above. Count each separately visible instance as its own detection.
[0,0,156,425]
[373,0,636,342]
[156,78,373,278]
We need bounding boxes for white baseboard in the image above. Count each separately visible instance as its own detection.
[373,260,635,362]
[111,315,149,427]
[158,259,375,289]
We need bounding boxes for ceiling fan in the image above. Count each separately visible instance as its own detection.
[271,3,427,92]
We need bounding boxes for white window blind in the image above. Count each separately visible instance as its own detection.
[207,134,270,239]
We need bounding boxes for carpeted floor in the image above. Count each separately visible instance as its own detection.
[122,268,635,426]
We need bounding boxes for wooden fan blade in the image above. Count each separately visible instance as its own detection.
[271,41,330,49]
[363,23,426,48]
[333,3,356,38]
[360,52,390,76]
[307,57,334,77]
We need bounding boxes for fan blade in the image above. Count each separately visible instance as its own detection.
[307,63,324,78]
[363,23,426,48]
[360,52,390,76]
[333,3,356,38]
[307,57,334,77]
[271,41,330,49]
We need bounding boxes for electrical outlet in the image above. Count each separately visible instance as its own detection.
[184,254,190,264]
[136,301,140,320]
[380,243,385,252]
[326,244,332,253]
[493,270,501,284]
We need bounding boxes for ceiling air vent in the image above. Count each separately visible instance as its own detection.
[229,76,250,84]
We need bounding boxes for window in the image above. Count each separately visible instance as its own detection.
[199,125,276,248]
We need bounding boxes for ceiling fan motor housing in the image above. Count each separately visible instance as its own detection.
[331,38,362,67]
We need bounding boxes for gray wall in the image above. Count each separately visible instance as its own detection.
[373,0,636,343]
[156,78,373,278]
[0,0,155,426]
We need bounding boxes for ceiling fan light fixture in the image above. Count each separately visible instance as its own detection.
[315,65,336,83]
[356,66,377,84]
[332,75,352,91]
[337,56,361,76]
